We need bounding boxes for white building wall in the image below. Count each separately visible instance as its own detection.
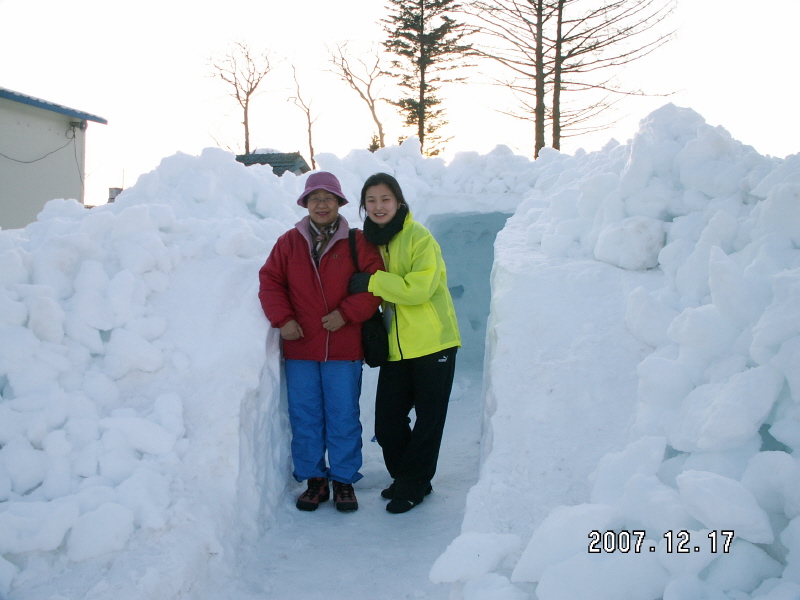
[0,98,87,230]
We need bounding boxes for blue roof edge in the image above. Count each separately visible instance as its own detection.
[0,87,108,124]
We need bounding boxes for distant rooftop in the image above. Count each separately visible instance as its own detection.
[236,151,310,176]
[0,86,107,124]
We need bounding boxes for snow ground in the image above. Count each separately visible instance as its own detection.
[222,374,482,600]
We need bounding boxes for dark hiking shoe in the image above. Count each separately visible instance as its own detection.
[332,481,358,512]
[296,477,330,511]
[386,496,423,514]
[381,481,432,500]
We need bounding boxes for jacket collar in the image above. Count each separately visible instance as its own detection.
[295,215,350,256]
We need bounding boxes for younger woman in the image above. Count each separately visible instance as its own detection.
[349,172,461,513]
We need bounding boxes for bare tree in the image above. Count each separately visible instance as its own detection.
[468,0,675,156]
[209,41,274,155]
[289,66,318,170]
[329,43,388,149]
[552,0,674,148]
[467,0,554,156]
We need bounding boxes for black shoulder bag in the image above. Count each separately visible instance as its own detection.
[348,229,388,368]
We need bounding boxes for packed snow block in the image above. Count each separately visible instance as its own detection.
[749,184,800,246]
[116,468,171,529]
[511,503,616,582]
[0,248,28,286]
[535,549,669,600]
[667,304,741,357]
[429,531,521,583]
[750,581,800,600]
[741,452,800,519]
[625,286,679,348]
[214,221,267,259]
[0,292,27,328]
[780,517,800,584]
[676,125,745,199]
[664,576,730,600]
[67,502,135,561]
[103,328,164,379]
[636,355,695,409]
[676,470,774,544]
[704,540,783,593]
[0,554,18,598]
[681,439,760,481]
[0,463,10,501]
[98,416,176,456]
[0,436,46,495]
[751,269,800,364]
[668,365,784,452]
[708,247,771,330]
[656,529,719,577]
[0,499,79,554]
[594,216,665,271]
[589,436,667,504]
[462,573,528,600]
[771,336,800,404]
[26,294,65,343]
[770,401,800,453]
[617,474,699,533]
[106,269,149,326]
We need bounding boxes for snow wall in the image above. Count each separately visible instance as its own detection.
[433,104,800,600]
[0,139,521,598]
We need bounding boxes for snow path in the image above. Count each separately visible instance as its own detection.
[220,371,483,600]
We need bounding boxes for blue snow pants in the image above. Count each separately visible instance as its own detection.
[284,359,364,484]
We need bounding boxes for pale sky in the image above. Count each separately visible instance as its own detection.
[2,0,799,206]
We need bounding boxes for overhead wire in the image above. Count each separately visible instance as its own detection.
[0,122,85,196]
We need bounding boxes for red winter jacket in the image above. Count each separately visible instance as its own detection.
[258,215,384,362]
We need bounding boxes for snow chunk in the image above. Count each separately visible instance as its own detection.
[103,328,164,379]
[535,550,668,600]
[590,436,667,504]
[429,531,521,583]
[669,365,784,452]
[704,540,783,593]
[512,503,616,582]
[463,573,527,600]
[0,500,79,554]
[99,416,176,455]
[676,470,774,544]
[67,502,135,561]
[594,216,665,270]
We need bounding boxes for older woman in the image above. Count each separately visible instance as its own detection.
[259,171,383,512]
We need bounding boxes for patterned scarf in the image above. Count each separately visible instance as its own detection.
[310,218,340,266]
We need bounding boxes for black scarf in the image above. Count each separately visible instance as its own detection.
[364,204,408,246]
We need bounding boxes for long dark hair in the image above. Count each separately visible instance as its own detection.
[359,172,410,219]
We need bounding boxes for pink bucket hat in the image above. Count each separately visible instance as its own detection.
[296,171,349,206]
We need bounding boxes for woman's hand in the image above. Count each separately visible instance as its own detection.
[349,272,372,294]
[280,320,304,340]
[322,310,346,332]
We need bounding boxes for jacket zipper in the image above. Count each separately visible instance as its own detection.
[384,245,403,360]
[311,249,330,362]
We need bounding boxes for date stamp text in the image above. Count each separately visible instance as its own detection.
[588,530,735,554]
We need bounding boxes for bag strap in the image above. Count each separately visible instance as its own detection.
[348,228,362,273]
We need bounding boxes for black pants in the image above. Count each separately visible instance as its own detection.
[375,347,457,500]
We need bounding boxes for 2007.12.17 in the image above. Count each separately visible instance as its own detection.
[588,530,735,554]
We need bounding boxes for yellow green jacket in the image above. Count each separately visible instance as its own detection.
[367,212,461,361]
